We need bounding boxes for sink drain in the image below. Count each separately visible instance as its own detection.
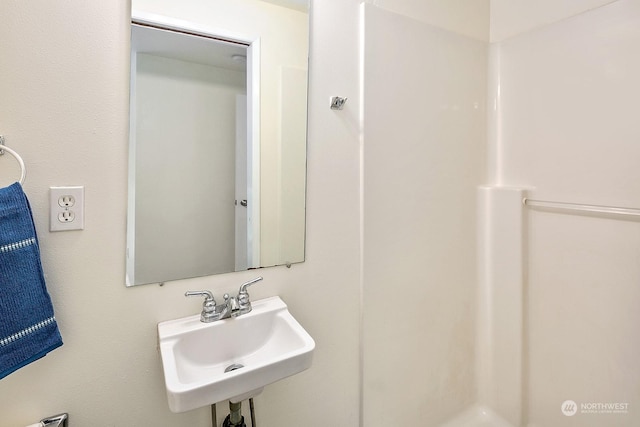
[224,363,245,373]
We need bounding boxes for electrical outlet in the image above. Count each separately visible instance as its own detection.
[50,186,84,231]
[58,195,75,208]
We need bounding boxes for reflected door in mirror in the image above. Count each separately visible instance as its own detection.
[127,3,308,286]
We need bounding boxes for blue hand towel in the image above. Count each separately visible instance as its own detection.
[0,182,62,379]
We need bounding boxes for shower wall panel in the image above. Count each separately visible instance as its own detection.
[362,5,488,426]
[495,1,640,425]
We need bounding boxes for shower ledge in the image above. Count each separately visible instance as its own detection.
[439,404,514,427]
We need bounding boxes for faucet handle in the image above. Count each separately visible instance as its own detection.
[185,290,215,301]
[185,290,218,322]
[237,277,263,312]
[238,277,263,295]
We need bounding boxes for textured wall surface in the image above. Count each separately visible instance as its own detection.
[0,1,360,426]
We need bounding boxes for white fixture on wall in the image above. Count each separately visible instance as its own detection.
[157,295,315,412]
[49,186,84,231]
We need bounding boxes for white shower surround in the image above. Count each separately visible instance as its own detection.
[364,1,640,426]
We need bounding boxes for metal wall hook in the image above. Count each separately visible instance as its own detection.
[330,96,347,110]
[0,136,27,184]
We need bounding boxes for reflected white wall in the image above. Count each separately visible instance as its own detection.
[133,0,309,267]
[134,54,244,284]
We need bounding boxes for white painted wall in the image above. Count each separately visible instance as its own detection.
[0,1,360,426]
[278,66,307,265]
[362,4,487,426]
[133,54,244,284]
[492,0,640,425]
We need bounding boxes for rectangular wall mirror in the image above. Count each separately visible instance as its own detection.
[126,1,309,286]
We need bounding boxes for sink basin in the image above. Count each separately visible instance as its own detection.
[158,296,315,412]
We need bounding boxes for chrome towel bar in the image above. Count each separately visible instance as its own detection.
[523,198,640,218]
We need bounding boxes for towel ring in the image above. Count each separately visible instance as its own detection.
[0,143,26,185]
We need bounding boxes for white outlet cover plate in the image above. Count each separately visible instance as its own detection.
[50,186,84,231]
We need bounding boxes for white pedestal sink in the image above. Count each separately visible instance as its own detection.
[158,296,315,413]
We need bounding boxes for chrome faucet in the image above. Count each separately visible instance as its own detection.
[185,276,263,323]
[184,290,221,322]
[223,292,240,317]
